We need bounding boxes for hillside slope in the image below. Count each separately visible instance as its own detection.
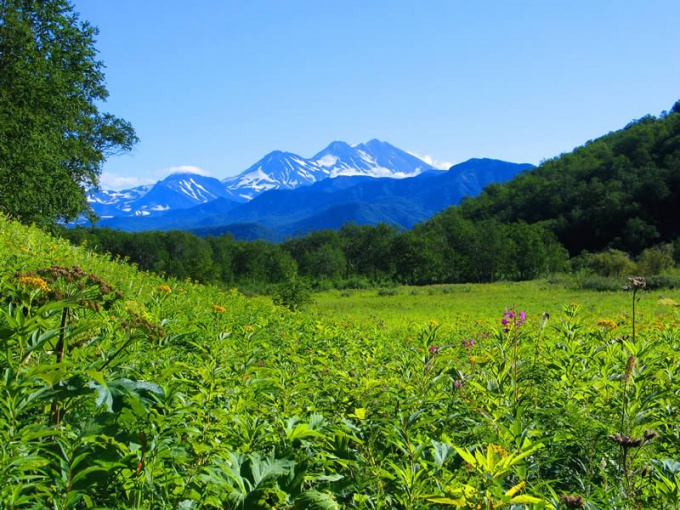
[460,101,680,255]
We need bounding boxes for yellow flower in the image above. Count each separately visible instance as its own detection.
[489,444,510,457]
[212,304,226,313]
[429,320,440,327]
[156,285,172,294]
[243,325,255,332]
[17,276,50,292]
[597,319,618,330]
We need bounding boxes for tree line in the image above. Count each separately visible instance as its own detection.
[59,210,568,290]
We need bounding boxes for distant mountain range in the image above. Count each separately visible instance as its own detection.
[86,140,533,239]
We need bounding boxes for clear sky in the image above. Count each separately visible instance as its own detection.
[71,0,680,190]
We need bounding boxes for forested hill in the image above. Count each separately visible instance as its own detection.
[459,100,680,255]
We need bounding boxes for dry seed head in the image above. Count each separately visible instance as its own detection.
[560,494,586,508]
[623,355,637,383]
[643,429,659,441]
[608,433,644,448]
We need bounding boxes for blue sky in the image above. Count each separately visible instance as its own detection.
[72,0,680,190]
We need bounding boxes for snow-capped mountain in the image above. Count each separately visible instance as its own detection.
[222,151,328,200]
[221,139,435,200]
[132,173,240,214]
[87,185,153,218]
[312,139,434,178]
[88,173,242,219]
[86,140,445,222]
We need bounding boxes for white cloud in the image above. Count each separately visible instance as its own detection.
[98,173,156,190]
[161,165,212,178]
[98,165,213,190]
[407,151,455,170]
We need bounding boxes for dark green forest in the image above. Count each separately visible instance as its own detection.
[60,217,566,289]
[460,101,680,255]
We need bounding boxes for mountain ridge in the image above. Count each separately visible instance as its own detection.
[98,158,533,237]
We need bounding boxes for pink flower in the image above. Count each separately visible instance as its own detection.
[502,308,526,331]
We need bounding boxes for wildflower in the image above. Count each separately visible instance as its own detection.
[428,345,440,354]
[17,275,50,292]
[461,339,475,349]
[454,380,462,388]
[156,285,172,294]
[489,444,509,457]
[429,320,440,327]
[243,325,255,332]
[597,319,618,330]
[502,308,526,332]
[211,304,226,313]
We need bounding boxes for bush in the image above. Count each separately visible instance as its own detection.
[637,244,675,276]
[586,249,636,277]
[272,277,314,311]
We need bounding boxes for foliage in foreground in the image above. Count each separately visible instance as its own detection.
[1,214,680,509]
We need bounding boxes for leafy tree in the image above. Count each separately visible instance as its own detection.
[284,230,346,281]
[0,0,137,225]
[340,223,397,281]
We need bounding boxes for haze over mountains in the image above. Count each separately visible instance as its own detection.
[87,139,533,239]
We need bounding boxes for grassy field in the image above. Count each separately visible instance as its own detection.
[311,281,680,336]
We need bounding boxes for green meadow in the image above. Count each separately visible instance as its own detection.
[311,282,680,336]
[2,214,680,509]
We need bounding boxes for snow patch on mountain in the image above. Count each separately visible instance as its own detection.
[222,139,435,200]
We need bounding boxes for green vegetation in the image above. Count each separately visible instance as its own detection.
[2,3,680,505]
[3,213,680,508]
[460,102,680,256]
[0,0,137,226]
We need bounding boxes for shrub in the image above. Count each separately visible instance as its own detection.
[637,244,675,276]
[586,249,636,277]
[272,276,314,311]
